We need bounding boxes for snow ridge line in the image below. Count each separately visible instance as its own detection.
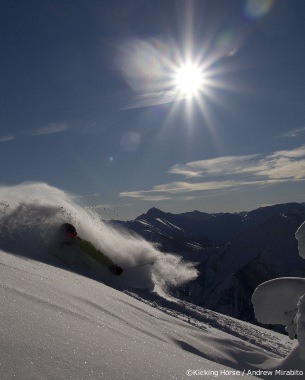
[124,289,292,358]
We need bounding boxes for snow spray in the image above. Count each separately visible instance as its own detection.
[0,182,198,292]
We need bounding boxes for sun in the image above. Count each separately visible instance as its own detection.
[174,61,205,99]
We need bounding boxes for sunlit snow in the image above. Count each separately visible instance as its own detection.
[0,183,305,379]
[252,221,305,366]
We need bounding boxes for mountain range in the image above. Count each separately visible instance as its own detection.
[111,202,305,325]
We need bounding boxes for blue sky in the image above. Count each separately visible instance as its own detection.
[1,0,305,220]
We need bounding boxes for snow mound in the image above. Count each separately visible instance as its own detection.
[296,221,305,259]
[296,294,305,361]
[0,182,197,292]
[252,220,305,362]
[252,277,305,338]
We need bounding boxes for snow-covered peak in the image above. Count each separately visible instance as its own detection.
[136,207,166,220]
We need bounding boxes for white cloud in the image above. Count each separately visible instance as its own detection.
[0,134,15,142]
[120,179,283,200]
[0,123,68,143]
[139,195,172,201]
[32,123,69,136]
[281,127,305,138]
[123,90,185,110]
[255,157,305,180]
[169,155,258,178]
[120,145,305,200]
[119,190,170,201]
[271,146,305,158]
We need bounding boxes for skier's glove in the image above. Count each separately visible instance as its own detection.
[109,264,123,276]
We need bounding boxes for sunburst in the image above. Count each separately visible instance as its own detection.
[174,61,206,99]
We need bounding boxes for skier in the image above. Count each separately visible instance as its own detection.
[60,223,123,276]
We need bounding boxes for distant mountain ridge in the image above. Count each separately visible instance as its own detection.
[113,202,305,252]
[111,202,305,325]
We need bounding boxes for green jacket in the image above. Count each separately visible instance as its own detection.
[75,237,115,267]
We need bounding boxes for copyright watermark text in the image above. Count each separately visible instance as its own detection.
[186,369,304,377]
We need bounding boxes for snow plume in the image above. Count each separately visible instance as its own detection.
[0,182,197,291]
[152,253,198,290]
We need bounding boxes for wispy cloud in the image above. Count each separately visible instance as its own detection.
[122,90,184,110]
[120,145,305,200]
[120,179,282,200]
[168,155,258,178]
[0,134,15,142]
[281,127,305,138]
[0,123,69,143]
[31,123,69,136]
[119,191,172,201]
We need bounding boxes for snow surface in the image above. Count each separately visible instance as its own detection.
[1,183,305,379]
[252,221,305,366]
[252,278,305,338]
[296,294,305,361]
[156,218,183,231]
[296,222,305,259]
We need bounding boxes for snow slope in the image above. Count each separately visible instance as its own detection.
[1,183,305,379]
[0,249,302,380]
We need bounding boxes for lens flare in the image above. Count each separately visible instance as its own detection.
[244,0,275,19]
